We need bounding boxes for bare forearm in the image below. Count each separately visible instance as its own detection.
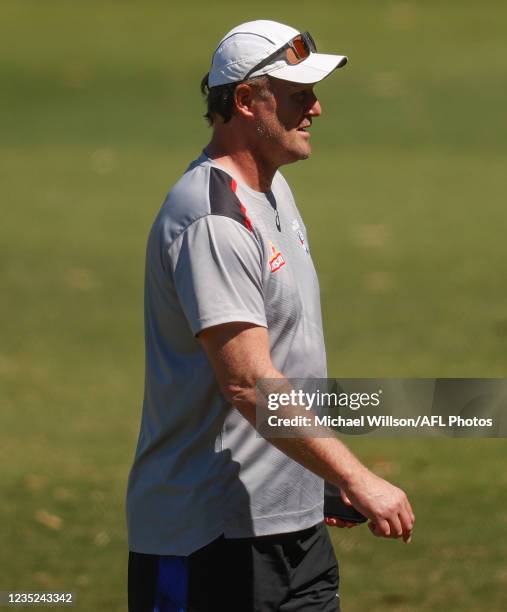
[268,432,365,489]
[228,365,366,488]
[234,375,414,541]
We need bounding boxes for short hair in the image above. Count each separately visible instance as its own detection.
[200,73,270,126]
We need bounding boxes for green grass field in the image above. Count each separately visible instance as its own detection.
[1,1,507,610]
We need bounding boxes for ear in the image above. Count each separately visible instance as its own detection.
[233,83,257,119]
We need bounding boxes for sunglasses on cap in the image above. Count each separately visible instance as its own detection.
[243,31,317,81]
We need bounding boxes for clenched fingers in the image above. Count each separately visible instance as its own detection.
[368,518,391,538]
[400,496,415,542]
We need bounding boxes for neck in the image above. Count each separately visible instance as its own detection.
[205,129,277,193]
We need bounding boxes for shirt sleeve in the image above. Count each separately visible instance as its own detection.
[167,215,267,336]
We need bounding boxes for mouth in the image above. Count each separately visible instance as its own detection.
[297,122,312,134]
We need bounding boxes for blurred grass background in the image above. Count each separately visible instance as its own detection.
[1,1,506,610]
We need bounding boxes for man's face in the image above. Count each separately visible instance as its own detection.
[252,78,322,166]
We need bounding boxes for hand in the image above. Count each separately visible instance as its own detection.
[341,468,415,543]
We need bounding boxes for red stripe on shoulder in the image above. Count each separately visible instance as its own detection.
[239,203,253,232]
[229,178,253,233]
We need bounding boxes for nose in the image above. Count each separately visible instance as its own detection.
[307,92,322,117]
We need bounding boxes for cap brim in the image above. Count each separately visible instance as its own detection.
[267,53,348,84]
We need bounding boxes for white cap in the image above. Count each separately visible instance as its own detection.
[208,20,348,88]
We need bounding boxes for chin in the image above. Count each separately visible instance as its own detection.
[296,145,312,161]
[288,138,313,160]
[281,147,312,165]
[301,145,312,159]
[270,136,313,166]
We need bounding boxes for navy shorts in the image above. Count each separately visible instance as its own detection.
[128,522,340,611]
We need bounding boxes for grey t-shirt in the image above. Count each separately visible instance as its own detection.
[126,152,328,555]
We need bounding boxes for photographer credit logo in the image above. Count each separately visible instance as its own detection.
[256,379,506,438]
[267,389,382,411]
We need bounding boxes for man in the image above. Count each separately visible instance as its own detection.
[127,20,414,612]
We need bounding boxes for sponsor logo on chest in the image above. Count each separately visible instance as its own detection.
[268,241,286,273]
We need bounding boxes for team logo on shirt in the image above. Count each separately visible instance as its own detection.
[291,219,310,254]
[268,241,286,273]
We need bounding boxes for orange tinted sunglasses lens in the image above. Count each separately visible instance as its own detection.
[292,37,308,58]
[285,36,311,65]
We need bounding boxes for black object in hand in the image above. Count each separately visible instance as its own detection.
[324,483,367,524]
